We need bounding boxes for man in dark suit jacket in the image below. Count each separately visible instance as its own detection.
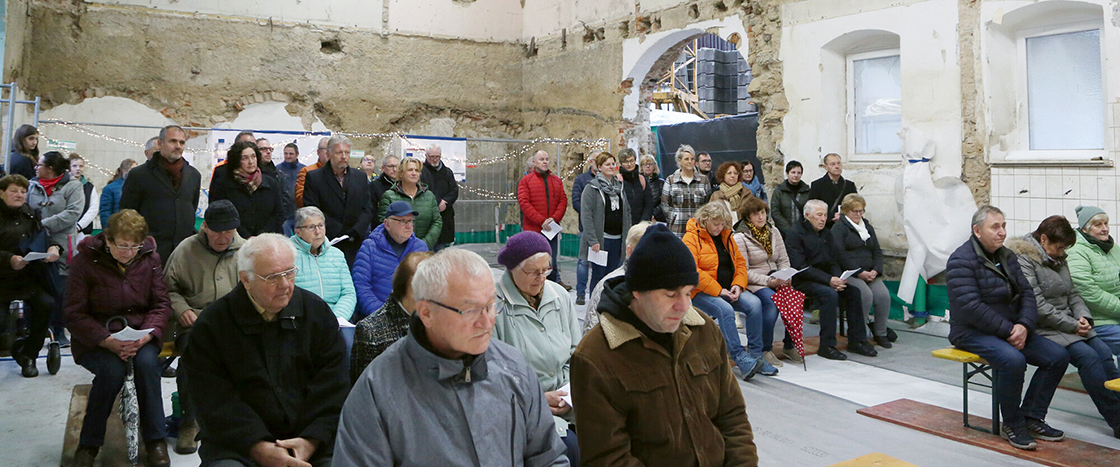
[420,144,459,251]
[120,125,202,264]
[808,153,858,230]
[302,135,373,267]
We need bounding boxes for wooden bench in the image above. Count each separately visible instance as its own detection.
[932,348,1000,434]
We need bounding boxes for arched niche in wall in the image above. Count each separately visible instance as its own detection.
[819,29,901,165]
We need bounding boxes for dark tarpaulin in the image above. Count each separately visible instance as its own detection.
[655,113,761,185]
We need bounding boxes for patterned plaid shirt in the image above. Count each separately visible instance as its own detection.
[350,299,411,383]
[661,170,712,237]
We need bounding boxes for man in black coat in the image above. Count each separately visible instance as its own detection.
[420,145,459,251]
[302,135,373,267]
[182,234,347,467]
[368,155,399,230]
[945,205,1069,450]
[808,153,858,230]
[120,125,201,264]
[786,199,875,360]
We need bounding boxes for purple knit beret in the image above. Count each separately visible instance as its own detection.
[497,231,553,270]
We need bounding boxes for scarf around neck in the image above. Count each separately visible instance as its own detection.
[745,221,772,256]
[595,173,622,211]
[158,153,185,189]
[38,173,64,196]
[846,215,871,241]
[1081,229,1115,253]
[743,176,764,198]
[234,168,262,193]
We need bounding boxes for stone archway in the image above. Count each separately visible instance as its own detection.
[619,16,748,155]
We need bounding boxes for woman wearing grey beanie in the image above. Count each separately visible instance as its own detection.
[1066,205,1120,367]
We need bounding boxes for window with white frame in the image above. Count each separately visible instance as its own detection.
[1025,28,1103,151]
[848,50,902,159]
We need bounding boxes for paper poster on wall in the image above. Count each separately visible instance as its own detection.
[399,135,467,182]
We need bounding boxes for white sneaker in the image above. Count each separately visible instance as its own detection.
[763,351,784,368]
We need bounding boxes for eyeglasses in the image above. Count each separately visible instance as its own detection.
[259,147,273,152]
[850,209,865,215]
[388,217,415,226]
[110,243,143,252]
[520,267,553,278]
[254,267,300,286]
[295,223,325,231]
[427,299,500,318]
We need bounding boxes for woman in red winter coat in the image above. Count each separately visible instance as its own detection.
[65,209,172,467]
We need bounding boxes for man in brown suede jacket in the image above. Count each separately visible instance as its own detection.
[571,223,759,466]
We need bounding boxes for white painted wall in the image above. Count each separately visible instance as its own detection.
[389,0,523,41]
[778,0,962,251]
[522,0,634,39]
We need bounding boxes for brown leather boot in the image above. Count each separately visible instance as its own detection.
[175,418,199,454]
[73,445,98,467]
[146,440,171,467]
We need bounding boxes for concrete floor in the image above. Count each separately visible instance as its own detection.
[2,246,1116,466]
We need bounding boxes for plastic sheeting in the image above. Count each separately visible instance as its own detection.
[895,128,976,316]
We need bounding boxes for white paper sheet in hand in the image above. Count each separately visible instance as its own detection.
[587,248,608,267]
[839,269,862,281]
[111,327,154,342]
[328,235,350,246]
[542,222,563,240]
[558,382,573,408]
[22,252,51,261]
[769,267,808,282]
[337,317,356,329]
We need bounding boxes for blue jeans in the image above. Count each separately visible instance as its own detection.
[751,287,780,352]
[1066,337,1120,429]
[562,429,580,467]
[953,331,1069,427]
[589,237,623,294]
[692,292,761,362]
[341,326,355,366]
[1094,324,1120,367]
[794,281,865,346]
[78,342,167,446]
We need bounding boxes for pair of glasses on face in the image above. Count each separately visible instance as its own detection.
[110,243,142,252]
[255,267,300,286]
[295,223,325,231]
[427,299,501,318]
[388,217,415,226]
[520,267,553,278]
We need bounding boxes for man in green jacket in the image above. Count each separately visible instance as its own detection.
[162,200,245,455]
[1067,205,1120,364]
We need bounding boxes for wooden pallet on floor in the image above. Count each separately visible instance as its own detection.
[857,398,1120,467]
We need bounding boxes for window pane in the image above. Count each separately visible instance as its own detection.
[853,55,902,154]
[1027,29,1103,150]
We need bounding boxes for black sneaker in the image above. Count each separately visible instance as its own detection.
[875,335,893,349]
[818,346,848,361]
[1026,418,1065,441]
[1001,425,1038,450]
[886,327,898,342]
[576,295,585,306]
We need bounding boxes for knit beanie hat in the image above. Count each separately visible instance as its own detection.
[1076,205,1106,230]
[626,224,699,292]
[497,231,553,270]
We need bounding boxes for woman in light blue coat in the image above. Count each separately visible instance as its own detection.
[291,206,357,321]
[493,231,582,466]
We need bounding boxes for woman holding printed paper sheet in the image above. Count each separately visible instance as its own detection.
[493,231,582,466]
[685,201,775,379]
[579,152,630,295]
[829,193,895,348]
[65,209,172,467]
[733,196,791,368]
[0,174,62,377]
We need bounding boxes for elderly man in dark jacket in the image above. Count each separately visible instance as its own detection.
[302,135,373,267]
[786,200,875,360]
[120,125,201,264]
[183,233,348,467]
[420,145,459,251]
[946,205,1070,451]
[571,224,758,466]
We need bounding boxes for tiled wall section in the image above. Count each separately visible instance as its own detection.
[990,165,1119,237]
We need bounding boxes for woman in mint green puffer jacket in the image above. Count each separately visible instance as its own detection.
[1066,207,1120,358]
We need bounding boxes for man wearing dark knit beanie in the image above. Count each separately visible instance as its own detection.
[570,224,759,466]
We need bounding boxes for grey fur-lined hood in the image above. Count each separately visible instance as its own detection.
[1005,235,1060,269]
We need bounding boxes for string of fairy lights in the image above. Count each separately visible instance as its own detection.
[36,121,611,202]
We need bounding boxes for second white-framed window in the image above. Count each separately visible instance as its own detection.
[847,49,902,161]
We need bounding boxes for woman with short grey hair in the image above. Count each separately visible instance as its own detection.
[661,144,710,236]
[290,206,356,322]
